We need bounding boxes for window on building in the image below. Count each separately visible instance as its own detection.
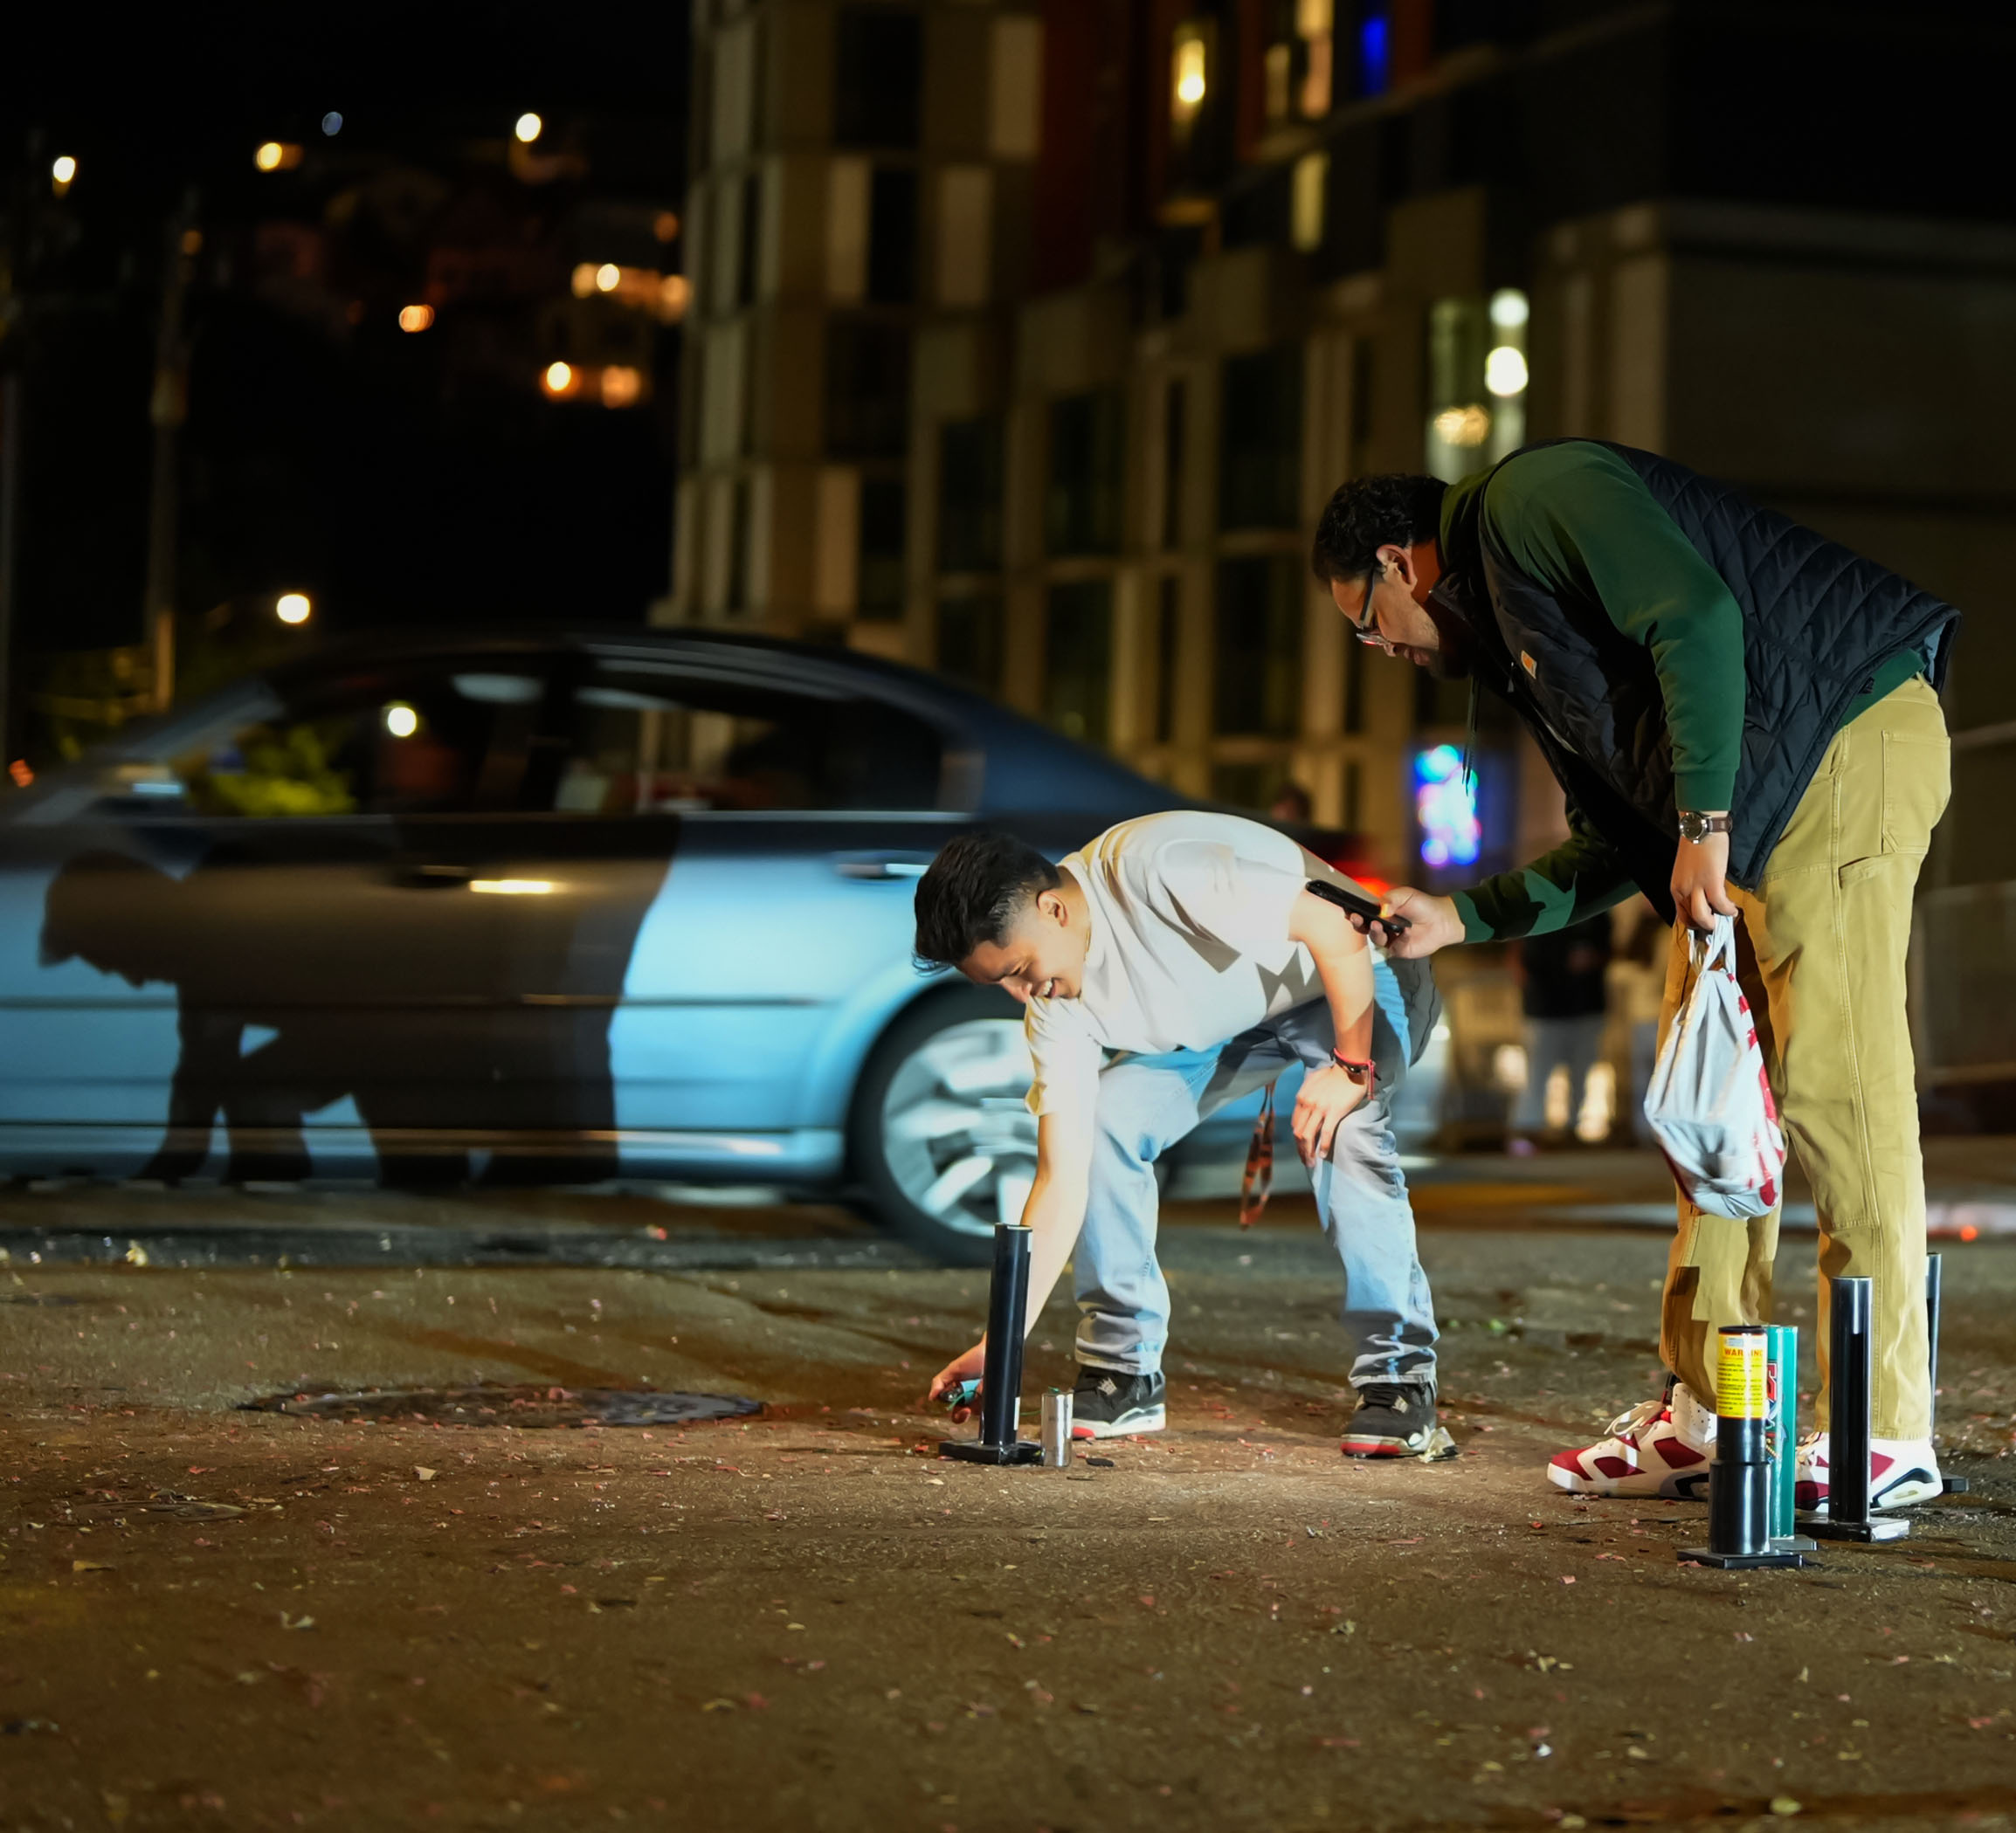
[1219,344,1303,531]
[1266,41,1294,123]
[857,476,906,621]
[726,478,753,613]
[836,7,922,149]
[1356,3,1391,97]
[1045,580,1113,745]
[1170,18,1213,143]
[1349,333,1376,473]
[1046,390,1125,556]
[988,13,1043,159]
[1210,760,1293,812]
[735,171,763,307]
[1424,293,1525,485]
[937,593,1005,695]
[1299,0,1335,116]
[1155,575,1183,743]
[1290,151,1327,252]
[825,319,911,458]
[1161,378,1187,549]
[938,416,1004,574]
[826,158,869,302]
[937,166,992,307]
[1343,628,1365,734]
[1485,287,1529,456]
[867,167,918,305]
[1267,2,1336,122]
[1214,556,1301,738]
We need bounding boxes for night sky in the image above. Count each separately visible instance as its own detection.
[1,3,692,661]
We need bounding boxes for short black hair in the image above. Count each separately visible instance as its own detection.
[1310,473,1448,585]
[913,831,1060,969]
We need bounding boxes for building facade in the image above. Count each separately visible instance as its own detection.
[668,0,2016,1013]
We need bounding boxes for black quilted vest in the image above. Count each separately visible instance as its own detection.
[1438,441,1963,911]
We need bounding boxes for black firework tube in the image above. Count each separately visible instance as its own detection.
[1827,1276,1875,1529]
[1927,1253,1944,1421]
[1708,1323,1771,1555]
[977,1223,1032,1449]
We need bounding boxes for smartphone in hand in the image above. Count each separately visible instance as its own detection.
[1304,879,1410,936]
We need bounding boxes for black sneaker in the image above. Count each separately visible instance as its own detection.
[1071,1367,1167,1439]
[1340,1382,1454,1459]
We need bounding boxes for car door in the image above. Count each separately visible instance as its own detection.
[0,651,597,1182]
[518,650,964,1182]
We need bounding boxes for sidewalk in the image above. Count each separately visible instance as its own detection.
[1177,1140,2016,1237]
[2,1216,2013,1831]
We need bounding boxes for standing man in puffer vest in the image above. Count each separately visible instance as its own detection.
[1310,442,1960,1512]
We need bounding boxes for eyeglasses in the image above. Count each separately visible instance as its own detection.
[1349,569,1391,649]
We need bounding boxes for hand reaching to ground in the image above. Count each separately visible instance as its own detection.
[928,1340,987,1421]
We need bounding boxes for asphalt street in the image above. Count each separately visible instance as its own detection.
[3,1155,2015,1832]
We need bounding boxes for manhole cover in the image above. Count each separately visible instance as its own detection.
[238,1386,763,1429]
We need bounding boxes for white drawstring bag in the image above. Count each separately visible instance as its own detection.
[1643,914,1786,1219]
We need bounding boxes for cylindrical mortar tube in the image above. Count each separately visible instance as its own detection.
[977,1224,1032,1451]
[1827,1276,1874,1530]
[1927,1253,1945,1422]
[1708,1324,1771,1556]
[1040,1389,1073,1467]
[1765,1325,1798,1544]
[1926,1253,1966,1494]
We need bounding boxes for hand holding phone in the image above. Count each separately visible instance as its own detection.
[1304,878,1411,937]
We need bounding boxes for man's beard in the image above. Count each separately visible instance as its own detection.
[1423,641,1470,681]
[1421,583,1474,679]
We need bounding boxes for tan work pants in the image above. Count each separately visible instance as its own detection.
[1657,677,1950,1438]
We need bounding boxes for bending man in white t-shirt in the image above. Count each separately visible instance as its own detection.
[914,812,1449,1457]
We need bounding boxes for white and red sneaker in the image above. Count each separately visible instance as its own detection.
[1795,1433,1942,1512]
[1547,1382,1716,1499]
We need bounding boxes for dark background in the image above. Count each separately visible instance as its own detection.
[0,3,692,663]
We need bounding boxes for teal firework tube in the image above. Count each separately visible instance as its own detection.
[1765,1325,1797,1543]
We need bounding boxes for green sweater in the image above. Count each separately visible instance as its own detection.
[1444,444,1924,941]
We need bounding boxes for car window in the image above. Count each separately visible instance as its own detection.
[549,666,943,814]
[164,666,553,817]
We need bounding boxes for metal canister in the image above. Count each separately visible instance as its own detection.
[1040,1389,1074,1467]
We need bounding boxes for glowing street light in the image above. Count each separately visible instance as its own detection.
[254,141,303,172]
[275,592,313,625]
[1173,31,1208,114]
[398,303,435,333]
[1485,346,1529,397]
[595,262,621,293]
[514,112,543,144]
[600,365,642,407]
[321,112,343,136]
[51,155,77,196]
[542,361,575,396]
[383,703,419,739]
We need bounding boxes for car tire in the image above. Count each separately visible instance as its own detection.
[850,985,1039,1266]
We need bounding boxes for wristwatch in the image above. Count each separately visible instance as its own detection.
[1676,811,1733,844]
[1331,1053,1376,1092]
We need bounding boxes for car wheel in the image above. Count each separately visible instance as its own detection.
[851,986,1039,1265]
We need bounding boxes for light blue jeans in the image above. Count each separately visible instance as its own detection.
[1074,967,1439,1391]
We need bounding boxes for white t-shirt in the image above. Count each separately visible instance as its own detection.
[1024,812,1336,1118]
